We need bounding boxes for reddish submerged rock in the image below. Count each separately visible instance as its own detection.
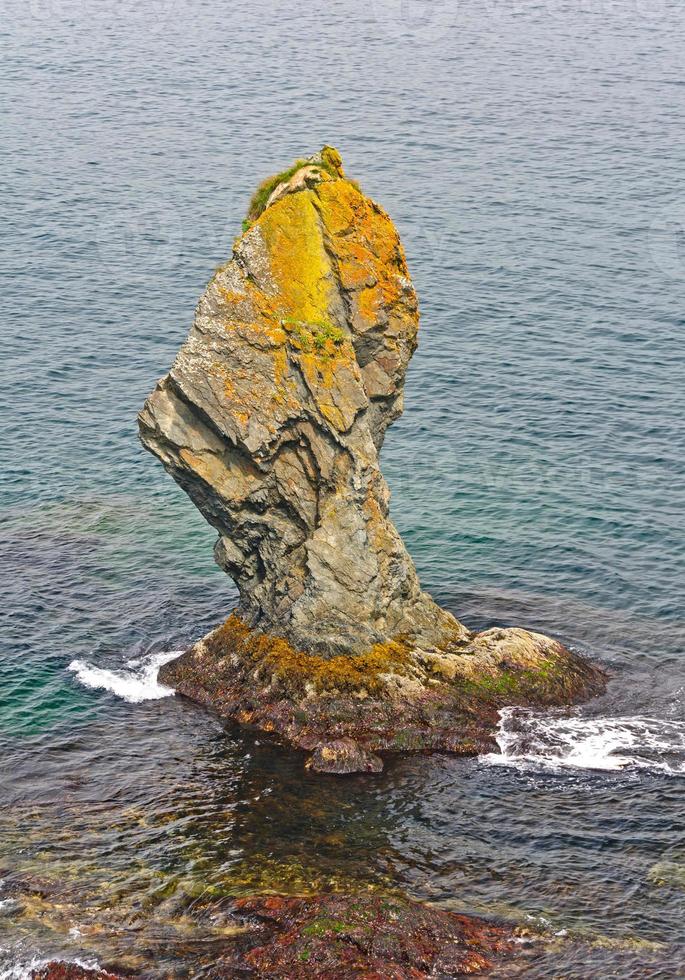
[305,737,384,774]
[225,893,518,978]
[31,964,125,980]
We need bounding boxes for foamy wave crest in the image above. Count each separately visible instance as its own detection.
[67,650,181,703]
[482,707,685,774]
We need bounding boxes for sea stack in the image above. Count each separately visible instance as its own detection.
[139,147,605,772]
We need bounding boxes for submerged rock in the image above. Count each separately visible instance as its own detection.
[140,147,605,770]
[224,892,518,977]
[31,965,125,980]
[305,737,383,775]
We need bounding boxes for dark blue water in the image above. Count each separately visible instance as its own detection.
[1,1,684,975]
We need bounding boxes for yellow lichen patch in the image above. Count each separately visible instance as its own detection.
[336,239,377,290]
[273,346,288,386]
[298,349,365,432]
[314,177,362,236]
[241,318,289,351]
[205,614,412,696]
[257,191,334,325]
[358,285,381,323]
[224,378,235,400]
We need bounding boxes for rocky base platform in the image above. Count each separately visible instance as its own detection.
[159,612,606,773]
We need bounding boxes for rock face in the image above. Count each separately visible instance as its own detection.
[140,147,605,770]
[140,146,457,657]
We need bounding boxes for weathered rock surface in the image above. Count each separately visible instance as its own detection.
[141,147,605,770]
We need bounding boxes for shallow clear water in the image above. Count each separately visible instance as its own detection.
[1,0,684,975]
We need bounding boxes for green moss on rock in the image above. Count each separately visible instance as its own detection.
[246,153,341,222]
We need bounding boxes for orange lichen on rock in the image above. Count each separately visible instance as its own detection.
[314,178,413,331]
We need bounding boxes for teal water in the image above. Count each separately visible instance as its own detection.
[1,1,684,975]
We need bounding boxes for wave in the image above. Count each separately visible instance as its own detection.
[67,650,181,703]
[481,706,685,775]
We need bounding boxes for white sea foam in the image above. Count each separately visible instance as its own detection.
[0,959,101,980]
[0,958,46,980]
[481,707,685,775]
[67,650,181,703]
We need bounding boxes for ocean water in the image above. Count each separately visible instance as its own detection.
[1,0,684,975]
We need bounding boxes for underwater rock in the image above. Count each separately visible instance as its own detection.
[31,964,125,980]
[305,737,383,774]
[223,892,518,977]
[141,147,605,770]
[648,858,685,890]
